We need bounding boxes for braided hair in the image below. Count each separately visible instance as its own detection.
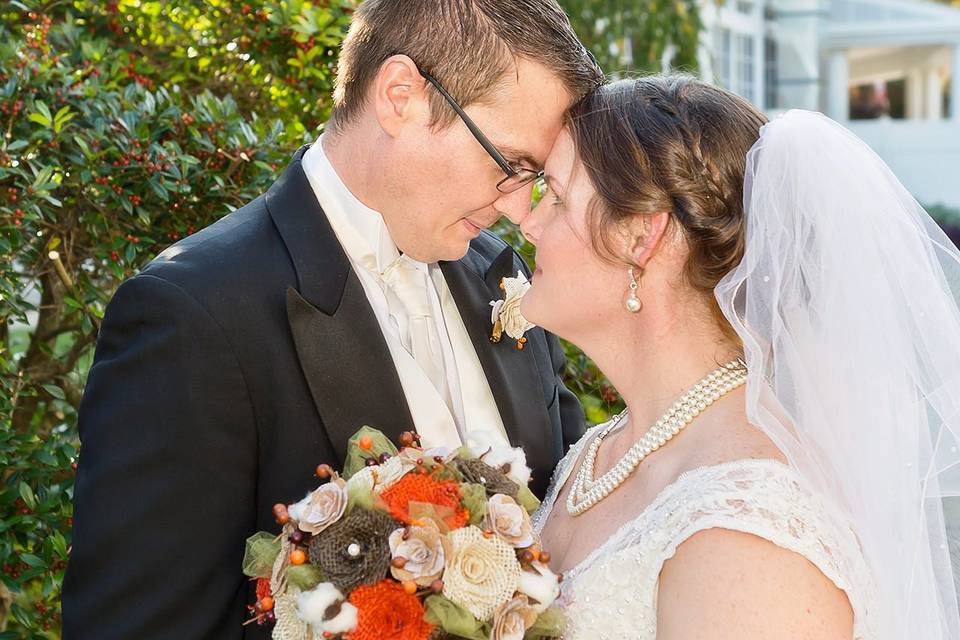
[567,74,768,342]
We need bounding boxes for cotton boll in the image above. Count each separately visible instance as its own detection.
[296,582,343,626]
[483,446,531,487]
[323,602,358,634]
[517,561,560,613]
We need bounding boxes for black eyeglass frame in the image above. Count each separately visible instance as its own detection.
[418,67,544,194]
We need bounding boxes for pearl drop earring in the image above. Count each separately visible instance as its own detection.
[626,267,642,313]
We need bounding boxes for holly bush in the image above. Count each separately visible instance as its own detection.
[0,1,696,636]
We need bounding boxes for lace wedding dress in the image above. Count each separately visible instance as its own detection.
[532,423,878,639]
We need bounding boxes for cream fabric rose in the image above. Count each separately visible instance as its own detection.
[517,560,560,613]
[498,272,534,340]
[483,494,534,548]
[388,521,451,586]
[288,481,347,535]
[491,595,538,640]
[345,454,412,496]
[442,526,521,621]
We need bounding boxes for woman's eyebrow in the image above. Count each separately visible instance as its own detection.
[544,174,565,193]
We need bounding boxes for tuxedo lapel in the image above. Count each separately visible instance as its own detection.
[267,147,413,464]
[440,246,554,491]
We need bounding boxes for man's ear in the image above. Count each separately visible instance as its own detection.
[625,211,671,268]
[372,54,430,137]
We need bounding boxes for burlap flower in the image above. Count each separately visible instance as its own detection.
[288,480,347,535]
[389,521,451,586]
[454,458,519,500]
[483,494,534,549]
[491,595,538,640]
[348,579,434,640]
[441,526,520,621]
[380,472,469,530]
[307,507,398,593]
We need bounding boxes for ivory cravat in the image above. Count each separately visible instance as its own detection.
[379,257,449,404]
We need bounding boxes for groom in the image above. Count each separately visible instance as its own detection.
[62,1,598,638]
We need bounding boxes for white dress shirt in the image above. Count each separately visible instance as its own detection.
[300,135,509,451]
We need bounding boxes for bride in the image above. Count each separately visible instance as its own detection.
[522,75,960,639]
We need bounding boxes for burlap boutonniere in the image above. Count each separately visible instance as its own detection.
[490,271,535,349]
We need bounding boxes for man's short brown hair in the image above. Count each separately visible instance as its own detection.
[329,0,602,131]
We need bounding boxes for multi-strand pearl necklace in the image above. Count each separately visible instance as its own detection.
[566,359,748,516]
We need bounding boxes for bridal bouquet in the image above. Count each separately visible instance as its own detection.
[242,427,565,640]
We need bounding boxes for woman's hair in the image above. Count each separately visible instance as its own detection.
[567,74,768,342]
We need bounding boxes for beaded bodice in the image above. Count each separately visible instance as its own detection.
[533,425,877,639]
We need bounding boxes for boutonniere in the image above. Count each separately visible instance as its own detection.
[489,271,535,349]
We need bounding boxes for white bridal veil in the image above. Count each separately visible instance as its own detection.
[715,110,960,638]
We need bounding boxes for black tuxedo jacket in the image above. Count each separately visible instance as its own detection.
[61,146,585,639]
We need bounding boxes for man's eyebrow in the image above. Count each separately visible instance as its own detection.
[493,143,541,170]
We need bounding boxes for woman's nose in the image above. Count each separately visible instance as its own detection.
[520,198,547,246]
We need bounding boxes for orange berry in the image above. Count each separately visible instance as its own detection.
[315,463,332,479]
[259,596,274,611]
[539,551,552,564]
[290,549,306,565]
[358,436,373,450]
[402,580,417,595]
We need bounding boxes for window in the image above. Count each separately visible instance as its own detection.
[764,36,778,110]
[714,28,732,88]
[713,28,756,103]
[736,34,755,102]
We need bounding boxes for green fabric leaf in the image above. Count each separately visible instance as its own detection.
[242,531,281,579]
[285,564,325,591]
[346,474,375,512]
[459,482,488,526]
[423,595,489,640]
[452,445,476,460]
[524,606,566,639]
[516,484,541,514]
[342,426,399,480]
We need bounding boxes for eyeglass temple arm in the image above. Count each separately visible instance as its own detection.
[418,68,517,176]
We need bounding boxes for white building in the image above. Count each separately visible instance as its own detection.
[696,0,960,208]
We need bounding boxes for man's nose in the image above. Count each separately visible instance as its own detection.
[495,183,535,226]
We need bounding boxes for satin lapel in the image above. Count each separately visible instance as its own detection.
[439,247,553,490]
[285,284,414,464]
[267,146,413,464]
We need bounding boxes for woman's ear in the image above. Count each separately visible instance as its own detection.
[625,211,671,268]
[372,54,430,137]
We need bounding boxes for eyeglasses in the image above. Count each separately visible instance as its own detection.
[418,67,544,194]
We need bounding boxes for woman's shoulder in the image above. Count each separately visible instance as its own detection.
[656,522,856,639]
[647,456,873,639]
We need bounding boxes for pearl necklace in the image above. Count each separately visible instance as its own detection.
[566,359,748,516]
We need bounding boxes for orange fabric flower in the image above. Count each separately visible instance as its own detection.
[379,472,469,530]
[347,579,434,640]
